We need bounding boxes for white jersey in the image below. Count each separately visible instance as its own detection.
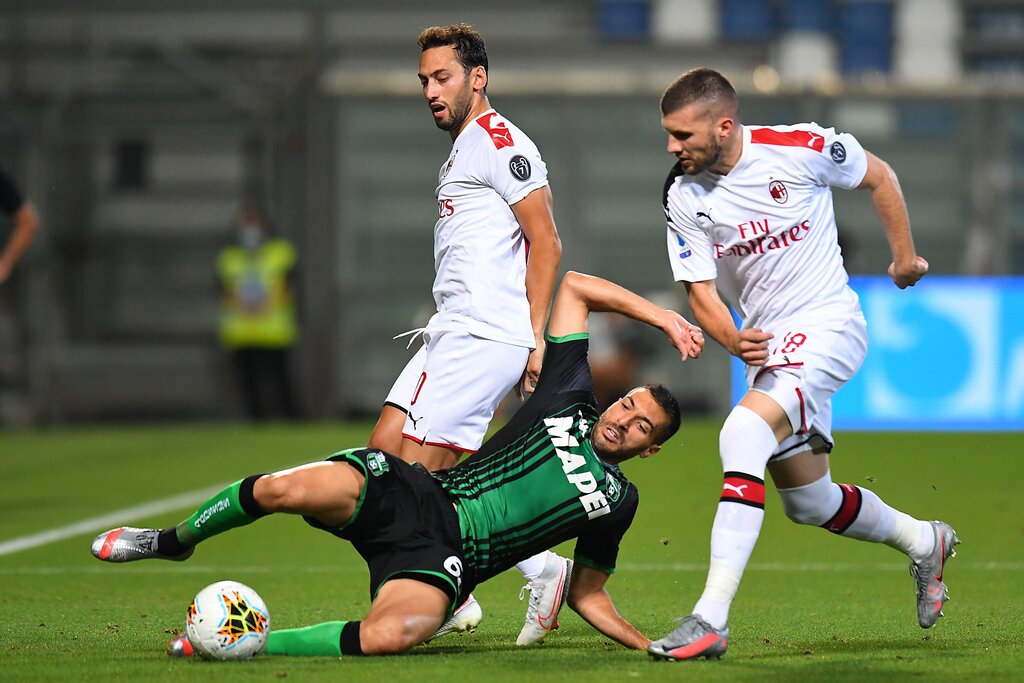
[427,109,549,348]
[664,123,868,332]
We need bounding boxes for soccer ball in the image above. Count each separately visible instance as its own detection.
[185,580,270,660]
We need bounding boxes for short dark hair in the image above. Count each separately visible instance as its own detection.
[643,383,682,445]
[660,67,739,120]
[418,23,489,79]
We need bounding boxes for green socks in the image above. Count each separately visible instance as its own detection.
[266,621,346,656]
[174,477,264,546]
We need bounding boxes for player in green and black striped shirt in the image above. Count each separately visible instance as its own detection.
[91,271,704,657]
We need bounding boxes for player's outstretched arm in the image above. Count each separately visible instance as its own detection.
[566,565,650,649]
[858,150,928,289]
[548,271,703,361]
[685,279,772,365]
[511,185,562,397]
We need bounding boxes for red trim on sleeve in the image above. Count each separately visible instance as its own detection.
[477,112,515,149]
[411,372,427,405]
[750,128,825,152]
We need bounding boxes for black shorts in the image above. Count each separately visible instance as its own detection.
[304,448,475,613]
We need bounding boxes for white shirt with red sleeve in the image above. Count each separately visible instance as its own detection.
[664,123,868,332]
[427,109,549,348]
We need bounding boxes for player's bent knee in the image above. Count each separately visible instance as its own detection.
[777,473,841,526]
[253,472,306,513]
[719,405,777,474]
[358,616,426,655]
[781,499,830,526]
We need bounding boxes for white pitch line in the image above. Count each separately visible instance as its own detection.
[3,487,1018,578]
[619,561,1024,572]
[0,562,1019,576]
[0,483,227,557]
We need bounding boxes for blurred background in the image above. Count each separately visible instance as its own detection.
[0,0,1021,427]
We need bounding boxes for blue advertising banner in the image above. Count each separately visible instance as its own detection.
[731,276,1024,431]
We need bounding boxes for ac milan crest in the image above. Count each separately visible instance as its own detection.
[441,150,458,179]
[769,180,788,204]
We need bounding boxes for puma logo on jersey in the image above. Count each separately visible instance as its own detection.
[696,209,714,223]
[750,128,825,152]
[492,129,513,146]
[476,112,516,149]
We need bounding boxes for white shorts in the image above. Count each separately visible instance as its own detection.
[745,315,868,460]
[384,330,529,453]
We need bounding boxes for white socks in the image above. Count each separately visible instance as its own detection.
[693,504,764,630]
[778,472,935,562]
[691,405,936,631]
[693,406,778,630]
[515,551,548,581]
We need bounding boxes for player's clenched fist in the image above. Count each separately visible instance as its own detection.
[729,328,774,366]
[888,255,928,290]
[662,310,704,361]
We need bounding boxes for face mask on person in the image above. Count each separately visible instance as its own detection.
[240,224,263,250]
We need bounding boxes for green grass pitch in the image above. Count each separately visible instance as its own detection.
[0,420,1021,682]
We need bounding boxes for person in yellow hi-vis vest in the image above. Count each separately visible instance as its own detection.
[217,209,298,420]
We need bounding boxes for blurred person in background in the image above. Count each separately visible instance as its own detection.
[648,68,957,661]
[0,167,40,425]
[216,208,299,421]
[364,24,567,646]
[0,168,40,287]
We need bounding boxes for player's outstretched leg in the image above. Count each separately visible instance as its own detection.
[911,521,960,628]
[427,594,483,641]
[91,474,267,563]
[777,471,960,627]
[647,614,729,661]
[91,527,193,563]
[516,552,573,646]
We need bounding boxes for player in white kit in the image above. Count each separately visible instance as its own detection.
[365,24,569,646]
[645,69,959,661]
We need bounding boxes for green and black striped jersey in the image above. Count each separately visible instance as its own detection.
[436,333,638,583]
